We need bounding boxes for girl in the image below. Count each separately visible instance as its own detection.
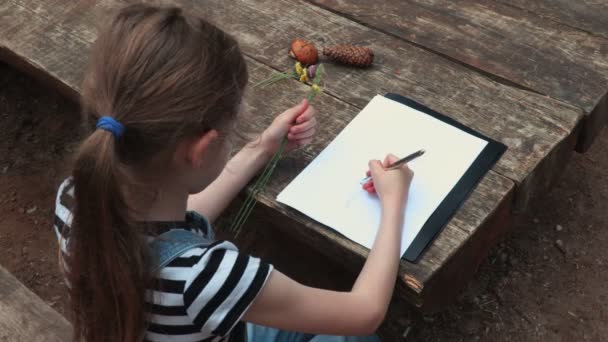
[53,4,413,342]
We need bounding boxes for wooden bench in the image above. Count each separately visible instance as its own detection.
[1,0,605,337]
[0,265,71,341]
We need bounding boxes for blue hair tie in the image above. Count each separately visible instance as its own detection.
[96,116,125,139]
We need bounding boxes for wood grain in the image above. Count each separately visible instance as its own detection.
[308,0,607,151]
[0,0,89,101]
[0,0,579,201]
[493,0,608,39]
[186,0,581,208]
[0,265,72,342]
[0,0,581,206]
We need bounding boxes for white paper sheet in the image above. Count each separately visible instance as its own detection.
[277,95,488,256]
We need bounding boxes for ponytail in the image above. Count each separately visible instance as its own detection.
[67,4,249,341]
[69,128,150,342]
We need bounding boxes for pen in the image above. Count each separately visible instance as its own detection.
[360,149,425,184]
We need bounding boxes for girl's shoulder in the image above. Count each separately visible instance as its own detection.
[152,227,273,339]
[54,177,74,241]
[56,177,75,211]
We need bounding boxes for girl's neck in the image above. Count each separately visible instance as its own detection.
[129,182,189,222]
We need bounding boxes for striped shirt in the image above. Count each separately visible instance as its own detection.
[53,178,273,342]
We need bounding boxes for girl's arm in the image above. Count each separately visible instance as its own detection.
[187,142,271,223]
[188,100,316,222]
[243,155,414,335]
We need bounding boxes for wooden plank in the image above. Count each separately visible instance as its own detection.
[185,0,581,209]
[0,0,516,311]
[0,0,581,207]
[0,265,72,342]
[493,0,608,39]
[308,0,607,151]
[0,0,86,101]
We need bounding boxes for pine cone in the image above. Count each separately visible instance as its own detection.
[323,45,374,67]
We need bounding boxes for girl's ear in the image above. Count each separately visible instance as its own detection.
[186,129,219,168]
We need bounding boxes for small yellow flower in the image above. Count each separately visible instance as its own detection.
[295,62,303,76]
[312,84,321,93]
[299,72,308,83]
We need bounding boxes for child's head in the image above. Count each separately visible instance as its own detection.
[68,4,247,341]
[80,3,248,192]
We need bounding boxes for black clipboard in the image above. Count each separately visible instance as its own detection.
[384,93,507,263]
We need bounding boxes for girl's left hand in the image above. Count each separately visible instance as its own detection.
[260,99,317,154]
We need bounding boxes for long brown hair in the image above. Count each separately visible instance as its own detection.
[68,4,248,341]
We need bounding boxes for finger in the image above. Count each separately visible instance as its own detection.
[285,141,299,151]
[369,160,383,170]
[368,160,384,178]
[290,117,316,134]
[295,106,316,124]
[383,153,399,167]
[295,137,313,147]
[289,126,315,140]
[288,128,315,140]
[279,99,309,124]
[383,155,392,168]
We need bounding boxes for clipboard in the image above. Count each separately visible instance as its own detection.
[384,93,507,262]
[277,93,507,263]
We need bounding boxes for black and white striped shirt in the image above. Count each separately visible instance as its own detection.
[53,178,273,342]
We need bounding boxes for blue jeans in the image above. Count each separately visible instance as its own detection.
[246,323,381,342]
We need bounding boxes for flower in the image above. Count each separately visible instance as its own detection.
[295,62,303,76]
[311,84,321,93]
[308,64,317,79]
[299,72,308,83]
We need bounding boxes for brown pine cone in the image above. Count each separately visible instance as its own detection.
[323,45,374,67]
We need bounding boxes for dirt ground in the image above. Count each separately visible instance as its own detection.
[0,61,606,341]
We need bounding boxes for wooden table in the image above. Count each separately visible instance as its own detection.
[1,0,607,338]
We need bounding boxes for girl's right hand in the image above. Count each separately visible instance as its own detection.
[245,155,414,335]
[363,154,414,209]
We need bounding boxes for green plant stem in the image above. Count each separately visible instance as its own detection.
[253,71,297,88]
[231,136,288,236]
[307,89,319,102]
[229,64,324,236]
[229,137,287,234]
[228,153,276,233]
[228,139,284,232]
